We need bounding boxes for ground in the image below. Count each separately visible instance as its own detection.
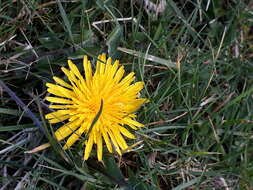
[0,0,253,189]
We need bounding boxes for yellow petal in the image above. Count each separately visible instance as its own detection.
[47,83,75,98]
[47,88,64,98]
[117,72,135,87]
[126,82,144,94]
[110,60,119,78]
[118,126,135,139]
[114,66,125,83]
[102,129,113,153]
[68,114,79,122]
[45,110,71,119]
[108,130,121,155]
[95,54,102,76]
[125,99,147,112]
[76,107,91,113]
[54,118,83,141]
[46,83,58,89]
[72,84,88,102]
[46,97,73,104]
[96,54,106,75]
[123,117,144,127]
[112,129,128,150]
[100,63,105,75]
[63,124,86,149]
[48,105,77,109]
[105,57,112,73]
[96,133,103,161]
[61,67,78,85]
[84,133,94,160]
[53,76,72,89]
[48,115,70,124]
[68,60,83,80]
[83,56,92,83]
[100,53,107,63]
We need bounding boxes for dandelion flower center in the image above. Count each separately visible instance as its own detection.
[45,53,147,161]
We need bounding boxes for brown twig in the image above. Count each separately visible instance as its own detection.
[146,112,188,127]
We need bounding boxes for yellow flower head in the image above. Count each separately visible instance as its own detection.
[45,53,147,161]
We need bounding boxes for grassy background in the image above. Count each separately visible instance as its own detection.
[1,0,253,189]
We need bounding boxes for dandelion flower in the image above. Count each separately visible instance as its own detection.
[45,53,147,161]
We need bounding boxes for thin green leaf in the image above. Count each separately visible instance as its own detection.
[38,177,69,190]
[0,124,35,131]
[171,177,201,190]
[57,0,74,43]
[118,47,176,68]
[106,25,122,58]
